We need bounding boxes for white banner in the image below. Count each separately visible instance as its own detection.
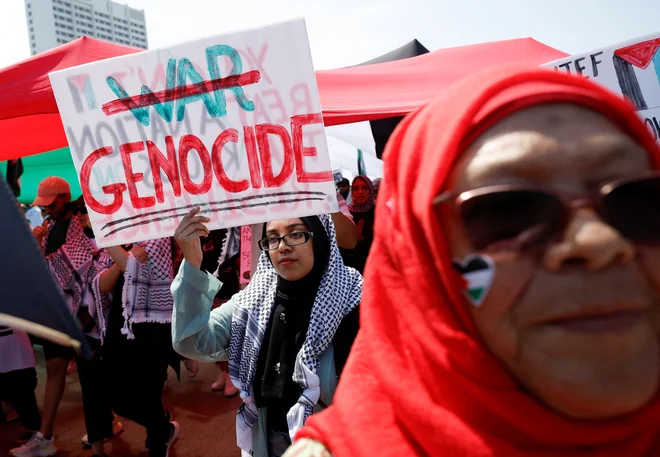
[49,18,337,247]
[543,33,660,142]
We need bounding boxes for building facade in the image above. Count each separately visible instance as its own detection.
[26,0,148,55]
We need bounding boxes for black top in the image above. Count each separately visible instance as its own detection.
[171,229,239,300]
[103,247,180,378]
[253,305,360,432]
[45,218,71,255]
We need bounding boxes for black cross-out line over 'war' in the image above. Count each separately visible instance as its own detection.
[100,191,328,230]
[102,196,327,238]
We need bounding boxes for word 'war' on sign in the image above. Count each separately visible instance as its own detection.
[103,45,260,125]
[80,113,331,216]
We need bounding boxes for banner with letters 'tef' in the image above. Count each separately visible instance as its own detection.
[543,33,660,142]
[49,18,338,248]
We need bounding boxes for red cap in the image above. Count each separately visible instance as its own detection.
[32,177,70,207]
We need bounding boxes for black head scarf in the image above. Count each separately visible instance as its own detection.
[254,216,330,430]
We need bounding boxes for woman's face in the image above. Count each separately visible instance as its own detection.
[443,104,660,419]
[352,179,370,205]
[266,218,315,281]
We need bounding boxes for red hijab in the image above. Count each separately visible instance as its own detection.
[297,67,660,456]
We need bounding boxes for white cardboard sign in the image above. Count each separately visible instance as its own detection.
[49,18,338,248]
[543,33,660,142]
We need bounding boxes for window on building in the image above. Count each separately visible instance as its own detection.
[28,11,31,16]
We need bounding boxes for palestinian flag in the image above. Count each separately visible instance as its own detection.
[613,38,660,111]
[452,256,494,306]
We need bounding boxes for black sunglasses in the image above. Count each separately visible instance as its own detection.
[434,172,660,253]
[258,231,314,252]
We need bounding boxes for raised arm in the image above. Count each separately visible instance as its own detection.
[171,260,234,362]
[98,245,148,293]
[332,193,357,249]
[171,208,234,362]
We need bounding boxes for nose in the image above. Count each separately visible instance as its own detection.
[277,238,292,253]
[543,208,635,272]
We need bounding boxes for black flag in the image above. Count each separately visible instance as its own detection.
[5,158,24,197]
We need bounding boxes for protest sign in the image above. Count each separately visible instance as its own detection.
[49,18,338,248]
[239,225,252,284]
[543,33,660,141]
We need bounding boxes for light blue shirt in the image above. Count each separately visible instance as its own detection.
[170,260,339,457]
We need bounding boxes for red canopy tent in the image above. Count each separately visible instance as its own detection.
[0,37,141,162]
[0,36,567,162]
[317,37,567,126]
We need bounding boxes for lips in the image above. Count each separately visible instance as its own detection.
[279,258,297,266]
[543,308,647,333]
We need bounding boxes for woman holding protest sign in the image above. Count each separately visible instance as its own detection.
[171,211,362,457]
[287,67,660,456]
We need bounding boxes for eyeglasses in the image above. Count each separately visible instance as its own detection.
[258,231,314,252]
[433,172,660,253]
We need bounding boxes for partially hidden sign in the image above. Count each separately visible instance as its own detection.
[49,19,338,248]
[543,33,660,142]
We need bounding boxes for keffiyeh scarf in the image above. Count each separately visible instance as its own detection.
[228,215,362,455]
[42,216,96,317]
[91,238,174,341]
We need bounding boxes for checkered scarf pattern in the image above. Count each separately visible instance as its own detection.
[91,238,174,341]
[42,216,96,317]
[228,215,362,454]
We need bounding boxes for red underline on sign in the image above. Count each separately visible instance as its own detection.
[101,70,262,116]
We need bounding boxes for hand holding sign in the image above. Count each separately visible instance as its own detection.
[174,208,211,270]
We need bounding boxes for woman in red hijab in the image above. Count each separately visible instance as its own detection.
[286,66,660,456]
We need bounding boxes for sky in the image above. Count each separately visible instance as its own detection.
[1,0,660,70]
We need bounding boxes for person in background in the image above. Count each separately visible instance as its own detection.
[90,239,180,457]
[12,177,103,457]
[290,67,660,456]
[339,176,376,274]
[371,178,382,200]
[172,211,362,457]
[336,178,351,204]
[0,327,41,446]
[71,195,125,453]
[72,196,97,250]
